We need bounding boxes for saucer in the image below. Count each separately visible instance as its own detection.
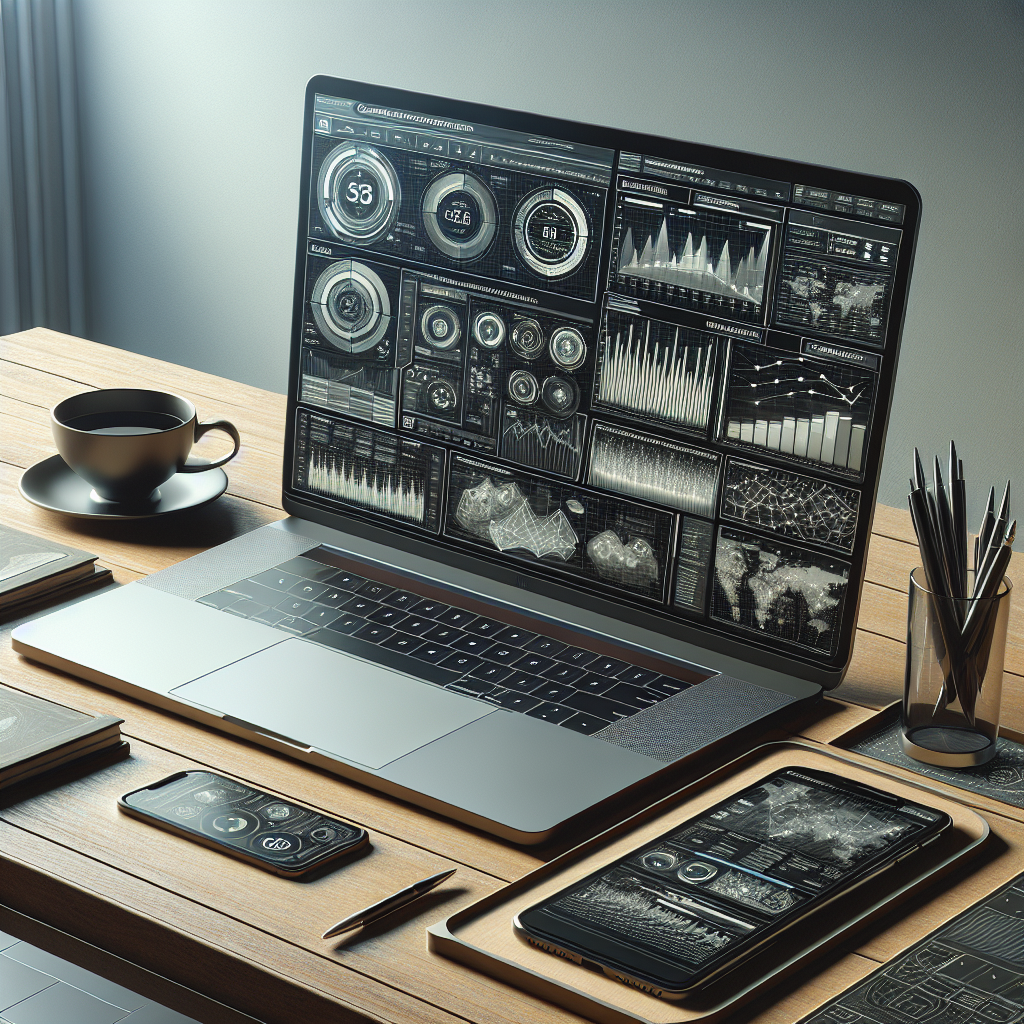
[19,455,229,519]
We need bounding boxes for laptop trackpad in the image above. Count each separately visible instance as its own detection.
[170,638,493,770]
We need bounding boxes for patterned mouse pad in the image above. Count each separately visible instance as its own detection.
[798,872,1024,1023]
[844,707,1024,810]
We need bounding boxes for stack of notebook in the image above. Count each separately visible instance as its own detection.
[0,686,126,792]
[0,525,111,620]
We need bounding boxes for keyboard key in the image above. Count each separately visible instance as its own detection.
[316,587,354,608]
[463,616,505,637]
[486,689,542,712]
[223,598,266,614]
[379,632,422,654]
[436,607,478,629]
[542,663,585,685]
[469,662,513,684]
[399,616,435,636]
[252,608,286,626]
[302,606,341,628]
[439,652,483,674]
[603,682,662,710]
[198,590,241,609]
[531,682,575,704]
[645,676,690,698]
[423,624,464,645]
[310,627,461,687]
[382,590,421,610]
[410,642,451,664]
[289,579,329,601]
[409,598,450,619]
[223,580,281,605]
[513,653,555,675]
[590,656,629,677]
[357,581,394,601]
[560,713,611,735]
[562,690,633,719]
[524,636,567,658]
[450,634,494,656]
[617,666,660,686]
[445,677,494,697]
[275,615,317,635]
[276,596,315,617]
[483,645,523,665]
[353,623,395,644]
[502,672,546,693]
[573,673,616,694]
[526,702,575,725]
[367,606,408,628]
[553,645,599,668]
[326,569,366,591]
[342,595,381,617]
[494,626,539,647]
[275,556,340,583]
[323,612,365,635]
[251,569,303,592]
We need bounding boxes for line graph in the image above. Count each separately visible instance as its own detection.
[612,200,771,322]
[499,407,585,477]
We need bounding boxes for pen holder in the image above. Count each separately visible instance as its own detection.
[902,567,1012,767]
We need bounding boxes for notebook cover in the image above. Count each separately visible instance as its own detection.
[0,685,123,775]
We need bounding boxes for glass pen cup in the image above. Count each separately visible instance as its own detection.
[902,567,1012,767]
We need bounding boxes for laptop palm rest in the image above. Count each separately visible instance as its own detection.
[171,639,495,770]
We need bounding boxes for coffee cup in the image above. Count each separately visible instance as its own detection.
[51,389,240,503]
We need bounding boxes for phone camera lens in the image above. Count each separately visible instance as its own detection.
[640,850,677,872]
[678,860,717,883]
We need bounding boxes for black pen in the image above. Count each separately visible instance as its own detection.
[322,868,456,938]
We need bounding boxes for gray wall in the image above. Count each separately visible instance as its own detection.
[71,0,1023,514]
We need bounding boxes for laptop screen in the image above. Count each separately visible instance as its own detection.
[282,78,918,684]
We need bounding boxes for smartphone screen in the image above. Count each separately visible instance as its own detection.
[516,768,950,995]
[120,770,368,876]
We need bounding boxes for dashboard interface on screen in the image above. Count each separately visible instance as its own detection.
[285,81,917,673]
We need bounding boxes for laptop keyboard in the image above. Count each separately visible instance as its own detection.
[197,553,691,736]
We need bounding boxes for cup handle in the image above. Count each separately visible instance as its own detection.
[180,418,241,472]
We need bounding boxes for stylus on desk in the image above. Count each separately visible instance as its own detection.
[322,867,456,938]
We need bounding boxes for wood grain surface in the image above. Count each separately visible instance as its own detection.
[2,327,1021,1024]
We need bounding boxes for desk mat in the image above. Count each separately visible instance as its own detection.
[842,706,1024,810]
[428,742,988,1024]
[796,871,1024,1023]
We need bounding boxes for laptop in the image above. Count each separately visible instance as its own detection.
[12,77,919,843]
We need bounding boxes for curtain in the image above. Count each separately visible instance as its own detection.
[0,0,85,336]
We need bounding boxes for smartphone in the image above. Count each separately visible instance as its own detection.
[514,767,951,998]
[119,770,369,878]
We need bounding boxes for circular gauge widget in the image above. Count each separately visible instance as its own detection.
[510,318,545,360]
[420,304,462,350]
[202,809,260,840]
[513,188,589,279]
[641,850,678,873]
[422,172,498,260]
[318,143,400,245]
[472,310,506,350]
[678,861,718,883]
[541,376,579,418]
[311,259,391,354]
[549,326,587,370]
[508,369,539,406]
[426,379,458,413]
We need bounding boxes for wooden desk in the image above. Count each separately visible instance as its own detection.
[2,327,1022,1024]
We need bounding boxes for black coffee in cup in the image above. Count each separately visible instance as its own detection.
[51,389,240,503]
[63,411,187,435]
